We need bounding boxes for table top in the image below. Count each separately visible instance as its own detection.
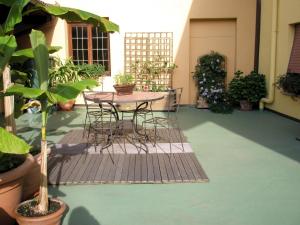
[85,91,165,104]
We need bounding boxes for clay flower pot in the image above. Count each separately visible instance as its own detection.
[240,100,253,111]
[113,84,135,95]
[0,154,34,225]
[15,198,66,225]
[22,153,41,201]
[58,99,75,111]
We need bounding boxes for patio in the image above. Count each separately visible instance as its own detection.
[14,107,300,225]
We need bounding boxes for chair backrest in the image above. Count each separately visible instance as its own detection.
[166,88,183,114]
[83,91,116,123]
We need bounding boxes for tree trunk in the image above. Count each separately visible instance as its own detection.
[3,66,16,134]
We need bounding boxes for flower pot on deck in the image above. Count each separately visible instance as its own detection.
[22,153,41,201]
[58,100,75,111]
[15,198,66,225]
[0,154,34,225]
[239,100,253,111]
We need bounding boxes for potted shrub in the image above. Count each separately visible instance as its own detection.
[193,51,232,113]
[276,72,300,97]
[0,128,33,225]
[228,70,266,111]
[113,73,136,95]
[49,57,81,111]
[6,30,97,225]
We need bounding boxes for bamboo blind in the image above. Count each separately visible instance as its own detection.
[124,32,173,91]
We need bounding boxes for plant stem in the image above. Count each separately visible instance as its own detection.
[37,106,48,213]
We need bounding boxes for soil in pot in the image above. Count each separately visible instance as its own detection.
[15,198,66,225]
[0,154,34,225]
[240,100,253,111]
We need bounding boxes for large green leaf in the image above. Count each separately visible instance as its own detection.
[6,84,45,98]
[47,79,97,103]
[29,29,49,91]
[30,3,119,32]
[0,35,17,72]
[10,46,61,63]
[0,0,17,7]
[2,0,30,34]
[0,127,31,154]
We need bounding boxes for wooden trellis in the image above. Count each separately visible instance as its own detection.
[124,32,174,91]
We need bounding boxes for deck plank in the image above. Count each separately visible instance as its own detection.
[163,154,175,182]
[152,153,162,183]
[146,154,155,182]
[127,154,136,183]
[157,153,168,182]
[134,154,142,183]
[179,153,196,181]
[120,154,130,183]
[114,154,125,183]
[174,153,189,181]
[168,154,182,181]
[141,154,148,183]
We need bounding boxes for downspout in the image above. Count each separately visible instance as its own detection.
[259,0,278,110]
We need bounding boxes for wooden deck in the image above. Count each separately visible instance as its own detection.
[48,129,208,185]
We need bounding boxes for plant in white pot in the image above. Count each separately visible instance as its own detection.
[6,30,98,225]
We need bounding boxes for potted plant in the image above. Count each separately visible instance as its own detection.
[6,30,97,225]
[113,73,136,95]
[0,128,33,225]
[276,72,300,97]
[228,70,266,111]
[193,51,232,113]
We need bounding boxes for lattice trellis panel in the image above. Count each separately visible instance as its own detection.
[124,32,173,91]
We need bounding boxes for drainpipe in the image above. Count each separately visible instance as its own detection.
[259,0,278,110]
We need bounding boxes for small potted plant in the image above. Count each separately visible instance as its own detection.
[113,73,135,95]
[276,72,300,97]
[228,70,266,111]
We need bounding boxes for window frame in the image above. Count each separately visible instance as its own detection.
[67,22,111,74]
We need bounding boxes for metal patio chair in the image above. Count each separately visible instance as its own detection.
[142,88,185,152]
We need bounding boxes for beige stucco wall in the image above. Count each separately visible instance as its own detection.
[49,0,256,104]
[259,0,300,119]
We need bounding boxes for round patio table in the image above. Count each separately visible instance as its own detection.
[85,91,165,152]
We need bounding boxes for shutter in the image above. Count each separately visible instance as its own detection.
[288,24,300,73]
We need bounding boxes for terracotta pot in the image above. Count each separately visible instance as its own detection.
[58,100,75,111]
[113,84,135,95]
[22,153,41,201]
[15,198,66,225]
[0,154,34,225]
[240,100,253,111]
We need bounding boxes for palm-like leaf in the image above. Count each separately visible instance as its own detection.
[2,0,30,34]
[6,84,45,99]
[0,127,31,154]
[47,79,98,104]
[0,35,17,72]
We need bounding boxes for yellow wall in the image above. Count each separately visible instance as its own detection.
[49,0,256,104]
[259,0,300,119]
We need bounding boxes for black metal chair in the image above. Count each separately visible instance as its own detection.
[83,91,118,153]
[142,88,185,152]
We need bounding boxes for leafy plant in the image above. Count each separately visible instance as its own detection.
[228,70,266,104]
[276,72,300,97]
[0,127,31,173]
[131,56,176,92]
[49,57,81,87]
[114,73,135,85]
[194,51,232,113]
[77,63,105,80]
[6,30,97,213]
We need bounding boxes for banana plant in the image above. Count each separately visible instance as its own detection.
[6,30,97,213]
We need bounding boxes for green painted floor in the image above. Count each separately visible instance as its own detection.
[15,107,300,225]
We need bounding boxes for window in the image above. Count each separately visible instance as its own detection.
[68,23,110,72]
[288,23,300,73]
